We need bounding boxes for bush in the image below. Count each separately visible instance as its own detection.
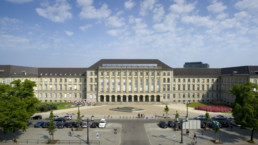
[195,105,232,112]
[36,104,58,112]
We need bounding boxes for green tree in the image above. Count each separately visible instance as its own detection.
[213,122,220,142]
[230,82,258,143]
[164,105,169,119]
[175,110,180,130]
[205,111,210,129]
[48,111,56,143]
[77,109,82,126]
[0,79,39,142]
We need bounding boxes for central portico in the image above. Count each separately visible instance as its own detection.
[86,59,173,103]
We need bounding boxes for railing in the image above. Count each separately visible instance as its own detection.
[0,139,100,145]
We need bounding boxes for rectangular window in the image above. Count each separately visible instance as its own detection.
[117,79,121,91]
[129,79,132,91]
[145,78,149,91]
[140,79,143,91]
[54,85,57,90]
[106,79,109,91]
[134,78,138,91]
[157,79,160,91]
[151,79,154,91]
[123,79,126,92]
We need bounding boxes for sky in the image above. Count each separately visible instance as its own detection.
[0,0,258,68]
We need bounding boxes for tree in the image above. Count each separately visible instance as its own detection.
[175,110,180,130]
[48,111,56,143]
[164,105,169,119]
[77,109,82,126]
[230,82,258,143]
[205,111,210,129]
[0,80,39,142]
[213,122,220,142]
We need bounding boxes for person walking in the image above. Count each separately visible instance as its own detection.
[71,127,74,136]
[193,132,197,140]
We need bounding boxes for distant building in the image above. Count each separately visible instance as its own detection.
[184,62,209,68]
[1,59,258,105]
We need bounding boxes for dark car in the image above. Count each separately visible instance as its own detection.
[64,122,73,128]
[54,117,66,122]
[90,122,99,128]
[73,122,80,128]
[34,122,44,128]
[159,121,167,128]
[201,120,213,128]
[219,121,230,128]
[42,122,50,128]
[31,115,42,120]
[56,122,64,129]
[167,121,174,127]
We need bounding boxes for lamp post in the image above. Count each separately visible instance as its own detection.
[180,119,183,144]
[186,102,189,121]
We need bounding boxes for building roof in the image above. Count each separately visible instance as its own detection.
[88,59,172,70]
[38,68,87,76]
[173,68,221,76]
[221,66,258,76]
[0,65,38,77]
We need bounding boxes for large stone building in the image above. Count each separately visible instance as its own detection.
[0,59,258,105]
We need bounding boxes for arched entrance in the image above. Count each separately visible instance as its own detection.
[117,95,121,102]
[123,95,127,102]
[106,95,110,102]
[134,95,138,102]
[151,95,154,102]
[145,95,149,102]
[112,95,115,102]
[128,95,132,102]
[100,95,104,102]
[156,95,160,102]
[140,95,143,102]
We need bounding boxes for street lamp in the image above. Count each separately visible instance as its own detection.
[186,102,189,121]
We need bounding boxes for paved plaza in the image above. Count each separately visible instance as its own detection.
[0,104,258,145]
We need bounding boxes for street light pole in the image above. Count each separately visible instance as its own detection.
[180,119,183,144]
[87,118,89,144]
[186,102,188,121]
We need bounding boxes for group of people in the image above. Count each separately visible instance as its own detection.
[138,113,145,118]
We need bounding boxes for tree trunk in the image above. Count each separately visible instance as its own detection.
[12,130,16,142]
[250,127,254,141]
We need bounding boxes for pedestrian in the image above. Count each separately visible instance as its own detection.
[186,129,189,136]
[71,127,74,136]
[138,113,140,118]
[193,132,197,140]
[230,125,233,131]
[141,114,142,118]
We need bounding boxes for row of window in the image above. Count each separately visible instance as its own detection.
[172,84,218,91]
[174,78,217,83]
[38,93,82,98]
[40,78,86,83]
[99,71,171,76]
[163,93,218,99]
[39,84,86,91]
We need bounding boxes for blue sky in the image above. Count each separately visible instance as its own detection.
[0,0,257,68]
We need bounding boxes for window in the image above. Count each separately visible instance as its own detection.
[112,72,115,76]
[50,78,52,82]
[65,85,67,90]
[145,78,149,91]
[134,78,138,91]
[74,85,77,90]
[65,78,67,82]
[59,85,62,90]
[163,85,166,91]
[163,94,166,99]
[178,85,180,90]
[167,72,170,76]
[45,85,47,90]
[167,94,170,99]
[163,78,166,83]
[60,78,62,82]
[167,85,170,91]
[135,72,137,76]
[123,72,126,76]
[74,78,77,82]
[106,72,109,75]
[50,85,52,90]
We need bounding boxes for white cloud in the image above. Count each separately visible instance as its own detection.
[216,13,228,20]
[124,0,134,10]
[181,15,215,27]
[140,0,156,16]
[0,17,20,25]
[5,0,32,4]
[77,0,111,19]
[153,4,164,22]
[107,29,122,36]
[207,0,227,13]
[64,30,74,36]
[170,0,195,14]
[79,24,92,31]
[131,18,152,35]
[36,0,72,23]
[235,0,258,13]
[0,34,30,50]
[106,16,125,27]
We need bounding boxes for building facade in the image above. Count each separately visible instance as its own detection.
[0,59,258,105]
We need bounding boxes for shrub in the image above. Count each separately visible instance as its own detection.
[195,105,232,112]
[36,104,58,112]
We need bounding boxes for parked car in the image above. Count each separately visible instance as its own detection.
[194,115,205,120]
[56,122,64,128]
[212,115,227,120]
[42,122,50,128]
[90,122,99,128]
[82,122,88,128]
[34,122,44,128]
[73,122,80,128]
[159,121,167,128]
[219,120,230,127]
[99,119,106,128]
[54,117,66,122]
[64,122,73,128]
[64,115,72,120]
[167,121,174,127]
[53,115,59,120]
[31,115,42,120]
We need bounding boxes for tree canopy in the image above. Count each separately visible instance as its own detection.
[164,105,169,118]
[230,82,258,143]
[0,79,39,141]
